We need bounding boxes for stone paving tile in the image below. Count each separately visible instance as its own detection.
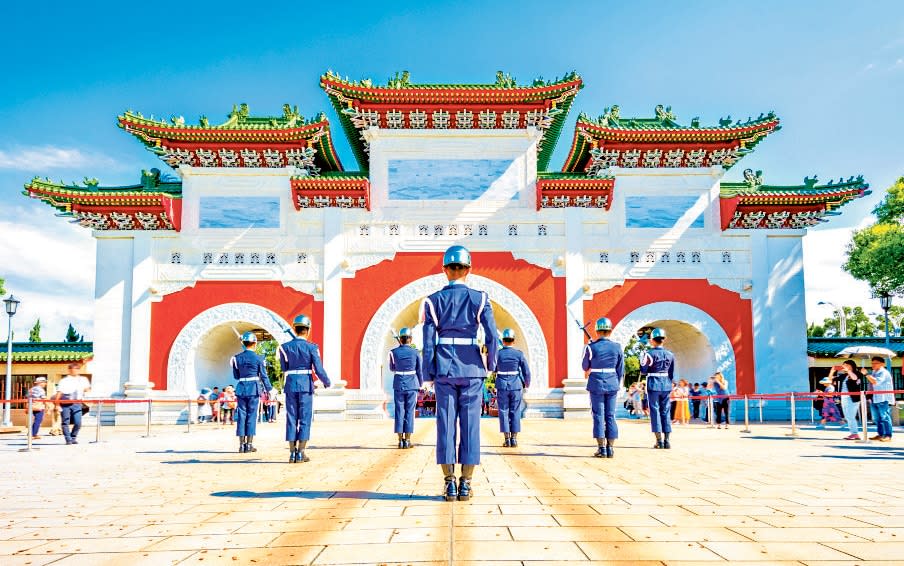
[143,532,278,551]
[123,520,249,537]
[728,526,868,542]
[22,536,165,555]
[703,541,860,561]
[389,526,510,542]
[233,518,353,534]
[509,525,631,541]
[652,514,772,527]
[12,525,148,540]
[752,515,879,528]
[836,527,904,541]
[1,555,67,566]
[621,525,752,542]
[821,542,904,560]
[178,546,324,565]
[553,513,665,527]
[0,539,51,555]
[313,542,448,564]
[270,529,393,545]
[37,551,193,565]
[578,540,724,561]
[0,528,39,541]
[454,540,587,561]
[452,513,559,527]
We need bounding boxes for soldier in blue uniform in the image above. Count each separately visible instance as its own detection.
[390,327,423,449]
[279,314,331,463]
[494,328,530,448]
[581,317,624,458]
[640,328,676,449]
[231,331,273,453]
[422,245,499,501]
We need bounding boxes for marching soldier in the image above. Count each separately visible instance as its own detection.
[495,328,530,447]
[231,332,272,453]
[279,314,331,463]
[390,327,423,449]
[422,245,499,501]
[581,317,624,458]
[640,328,676,449]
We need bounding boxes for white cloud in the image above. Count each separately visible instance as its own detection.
[803,227,879,324]
[0,146,118,171]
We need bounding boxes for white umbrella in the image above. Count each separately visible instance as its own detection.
[836,346,897,358]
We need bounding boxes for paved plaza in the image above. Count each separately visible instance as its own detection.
[1,417,902,566]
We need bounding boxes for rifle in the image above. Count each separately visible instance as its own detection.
[389,327,401,346]
[566,304,593,342]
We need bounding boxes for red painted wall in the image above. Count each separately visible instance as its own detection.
[149,281,320,390]
[582,280,756,394]
[341,252,568,389]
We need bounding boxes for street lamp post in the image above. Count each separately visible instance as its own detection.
[817,301,847,337]
[3,295,21,427]
[880,293,893,363]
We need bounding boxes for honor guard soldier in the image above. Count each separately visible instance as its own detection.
[640,328,676,449]
[581,317,624,458]
[279,314,331,463]
[494,328,530,447]
[390,327,423,449]
[422,245,499,501]
[231,332,273,453]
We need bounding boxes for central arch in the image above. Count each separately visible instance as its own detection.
[610,301,736,389]
[166,302,291,394]
[359,273,549,393]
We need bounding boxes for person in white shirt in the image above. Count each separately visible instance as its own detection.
[54,363,91,445]
[866,356,894,442]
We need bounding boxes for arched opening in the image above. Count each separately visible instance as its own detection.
[194,323,276,393]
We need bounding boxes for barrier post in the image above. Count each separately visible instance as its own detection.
[810,400,815,425]
[24,396,33,452]
[708,397,715,428]
[186,397,191,434]
[759,399,764,423]
[786,392,799,437]
[94,400,102,443]
[859,393,870,443]
[144,398,152,438]
[741,395,751,433]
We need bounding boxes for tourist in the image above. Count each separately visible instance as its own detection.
[496,328,531,448]
[624,383,637,416]
[231,332,272,453]
[866,356,894,442]
[691,383,702,420]
[582,317,623,458]
[712,372,730,428]
[640,328,676,449]
[267,387,279,423]
[835,360,862,440]
[421,245,499,502]
[638,381,649,417]
[54,363,91,445]
[28,377,48,439]
[197,388,212,423]
[482,381,491,416]
[818,377,842,427]
[675,379,691,425]
[209,386,220,423]
[389,326,423,449]
[279,314,331,463]
[220,386,237,424]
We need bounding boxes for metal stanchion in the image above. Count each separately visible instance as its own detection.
[759,399,764,423]
[810,401,815,424]
[22,397,34,452]
[186,397,191,433]
[786,392,799,437]
[859,393,870,443]
[144,398,152,438]
[742,395,751,433]
[708,397,715,428]
[94,400,102,443]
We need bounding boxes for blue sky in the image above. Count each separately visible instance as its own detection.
[1,0,902,340]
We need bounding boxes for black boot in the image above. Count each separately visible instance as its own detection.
[503,433,511,447]
[663,433,671,450]
[398,433,404,449]
[297,440,310,462]
[405,433,413,448]
[510,433,518,448]
[653,432,663,449]
[458,465,474,501]
[239,436,247,453]
[289,441,297,463]
[606,439,615,459]
[246,436,257,452]
[442,464,457,501]
[594,438,606,458]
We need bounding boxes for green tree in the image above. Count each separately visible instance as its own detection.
[623,336,644,385]
[807,306,879,337]
[256,339,283,391]
[0,278,5,296]
[845,176,904,296]
[65,323,83,342]
[28,319,41,343]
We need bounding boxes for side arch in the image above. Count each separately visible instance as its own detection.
[359,274,549,392]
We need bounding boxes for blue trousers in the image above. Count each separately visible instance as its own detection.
[496,389,523,433]
[61,404,82,441]
[871,401,893,437]
[435,379,483,465]
[285,391,314,441]
[31,410,45,437]
[648,390,672,434]
[590,391,618,439]
[394,390,417,434]
[235,395,259,437]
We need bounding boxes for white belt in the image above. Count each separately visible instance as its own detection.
[590,368,616,373]
[237,377,260,382]
[285,369,313,375]
[438,337,478,345]
[395,370,417,375]
[496,371,519,375]
[647,372,669,377]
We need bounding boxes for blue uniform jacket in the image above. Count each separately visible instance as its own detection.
[640,347,676,391]
[581,338,624,393]
[495,346,531,390]
[278,338,331,393]
[421,281,499,381]
[389,344,423,391]
[231,349,272,397]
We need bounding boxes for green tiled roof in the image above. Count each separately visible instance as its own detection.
[0,342,94,363]
[807,337,904,357]
[721,172,869,199]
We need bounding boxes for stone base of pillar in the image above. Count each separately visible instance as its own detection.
[314,380,347,421]
[562,377,591,419]
[523,389,564,418]
[345,389,388,420]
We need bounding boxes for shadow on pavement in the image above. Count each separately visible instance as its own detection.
[210,489,438,501]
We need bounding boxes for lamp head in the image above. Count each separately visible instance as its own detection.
[4,295,20,317]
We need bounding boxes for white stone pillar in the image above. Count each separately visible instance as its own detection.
[91,236,134,397]
[315,208,347,419]
[562,207,591,418]
[124,233,153,398]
